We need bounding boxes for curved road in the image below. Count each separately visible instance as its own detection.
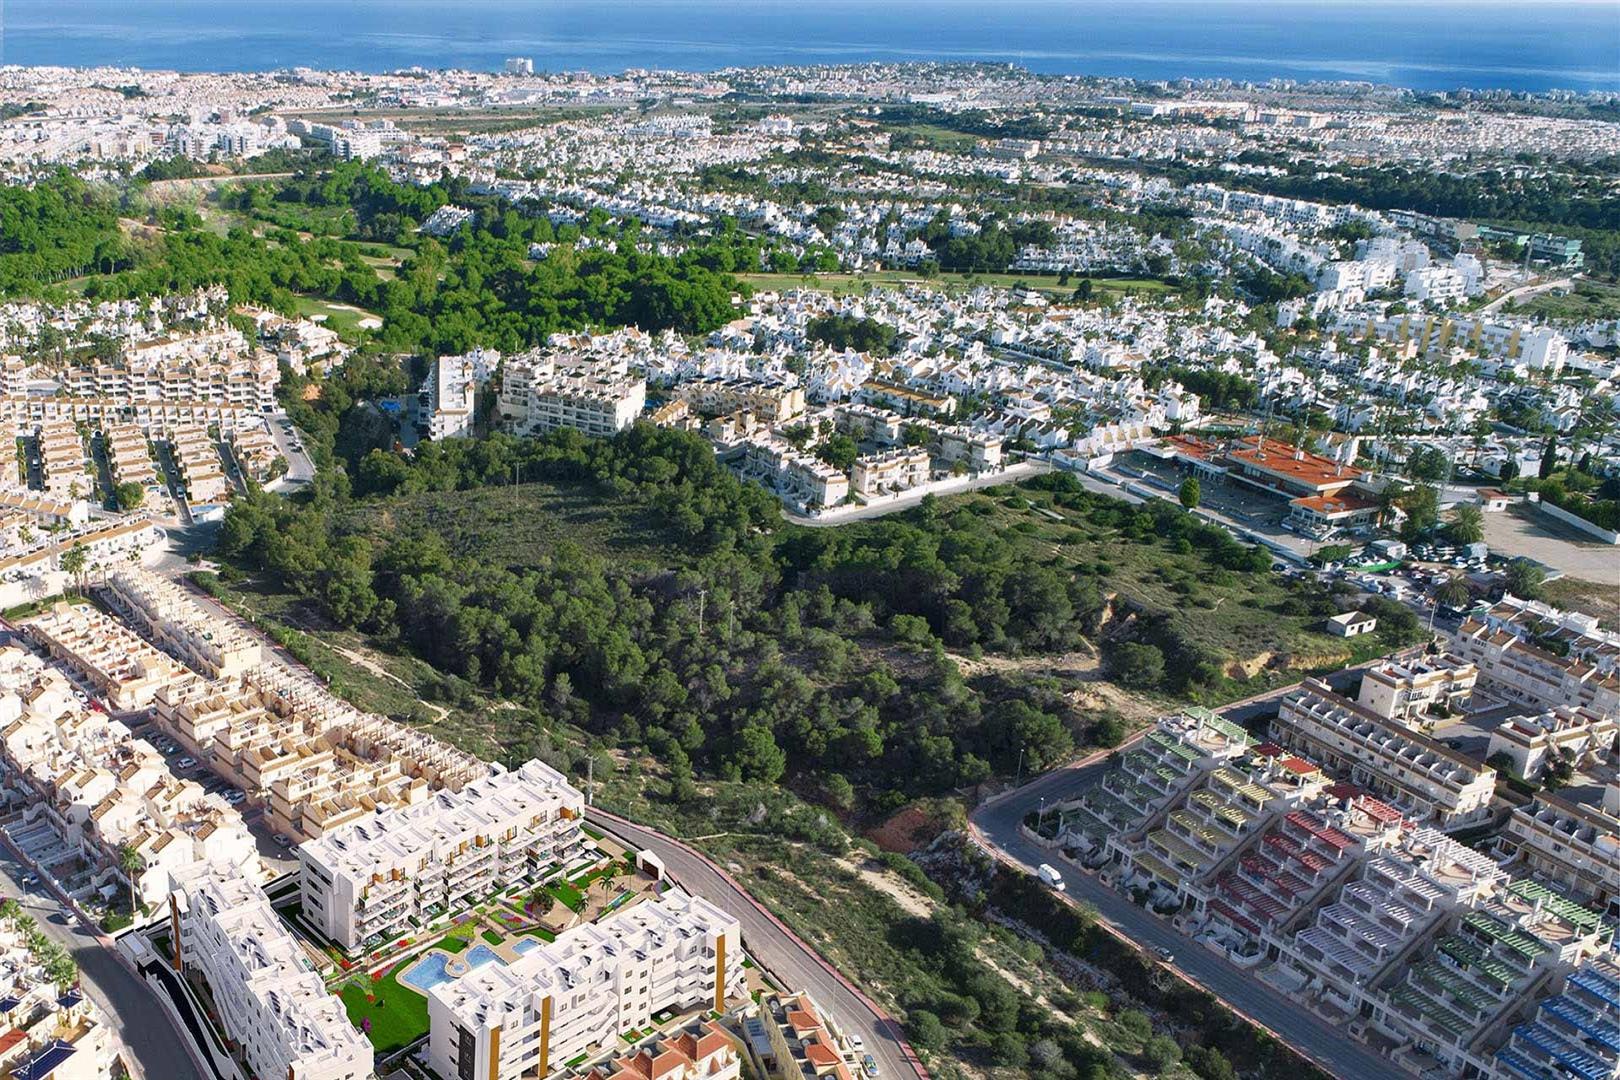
[971,746,1404,1080]
[0,842,206,1080]
[587,809,926,1080]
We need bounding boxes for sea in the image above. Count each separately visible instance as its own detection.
[0,0,1616,94]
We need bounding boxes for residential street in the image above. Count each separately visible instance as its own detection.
[0,843,206,1080]
[588,809,925,1080]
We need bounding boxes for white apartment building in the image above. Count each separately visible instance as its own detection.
[1404,265,1468,305]
[674,377,806,424]
[171,871,373,1080]
[299,759,585,950]
[498,352,646,439]
[1355,655,1479,723]
[1449,597,1620,718]
[420,349,499,441]
[1273,681,1497,829]
[427,890,740,1080]
[851,448,929,497]
[1485,707,1618,782]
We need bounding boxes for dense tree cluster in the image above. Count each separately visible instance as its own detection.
[805,313,898,355]
[218,427,1102,803]
[0,173,129,295]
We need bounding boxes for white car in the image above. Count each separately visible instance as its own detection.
[177,756,197,769]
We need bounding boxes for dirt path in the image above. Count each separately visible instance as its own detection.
[947,648,1165,724]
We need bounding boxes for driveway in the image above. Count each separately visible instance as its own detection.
[588,810,924,1080]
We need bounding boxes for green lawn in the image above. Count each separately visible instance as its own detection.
[339,962,429,1054]
[289,296,381,341]
[549,881,585,912]
[1516,279,1620,322]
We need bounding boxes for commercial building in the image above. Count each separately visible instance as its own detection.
[426,889,740,1080]
[1272,681,1497,829]
[298,759,585,951]
[170,871,373,1080]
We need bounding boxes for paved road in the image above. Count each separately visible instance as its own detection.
[588,810,921,1080]
[264,411,316,489]
[1482,275,1571,315]
[0,844,206,1080]
[970,733,1405,1080]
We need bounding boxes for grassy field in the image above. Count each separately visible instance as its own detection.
[340,480,688,573]
[959,484,1360,685]
[737,270,1176,300]
[289,296,381,340]
[1516,279,1620,322]
[338,961,428,1054]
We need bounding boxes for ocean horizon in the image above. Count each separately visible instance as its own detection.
[0,0,1616,93]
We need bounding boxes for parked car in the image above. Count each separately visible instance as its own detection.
[862,1054,880,1078]
[177,756,197,769]
[1154,946,1175,963]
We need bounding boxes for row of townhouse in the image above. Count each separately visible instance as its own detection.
[831,403,1004,472]
[740,991,861,1080]
[1496,793,1620,920]
[497,351,647,439]
[168,426,228,506]
[228,423,279,481]
[738,437,849,509]
[0,396,260,435]
[93,570,488,843]
[102,424,159,489]
[1055,708,1617,1078]
[169,870,373,1080]
[298,759,585,951]
[37,421,90,501]
[18,601,188,711]
[427,889,740,1080]
[0,643,256,908]
[49,327,280,412]
[0,519,161,613]
[0,906,113,1080]
[850,447,930,498]
[1271,680,1498,830]
[673,376,807,425]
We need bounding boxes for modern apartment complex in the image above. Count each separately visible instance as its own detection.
[497,351,647,439]
[1356,655,1479,723]
[427,889,740,1080]
[1448,596,1620,718]
[170,870,374,1080]
[298,759,585,950]
[674,377,806,425]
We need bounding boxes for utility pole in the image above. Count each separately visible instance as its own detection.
[586,755,593,807]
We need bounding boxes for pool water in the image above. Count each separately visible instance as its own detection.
[400,942,513,992]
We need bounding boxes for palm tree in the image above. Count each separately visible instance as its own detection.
[60,543,88,596]
[117,844,144,917]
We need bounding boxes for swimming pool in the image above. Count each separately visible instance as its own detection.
[400,943,507,993]
[512,937,541,956]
